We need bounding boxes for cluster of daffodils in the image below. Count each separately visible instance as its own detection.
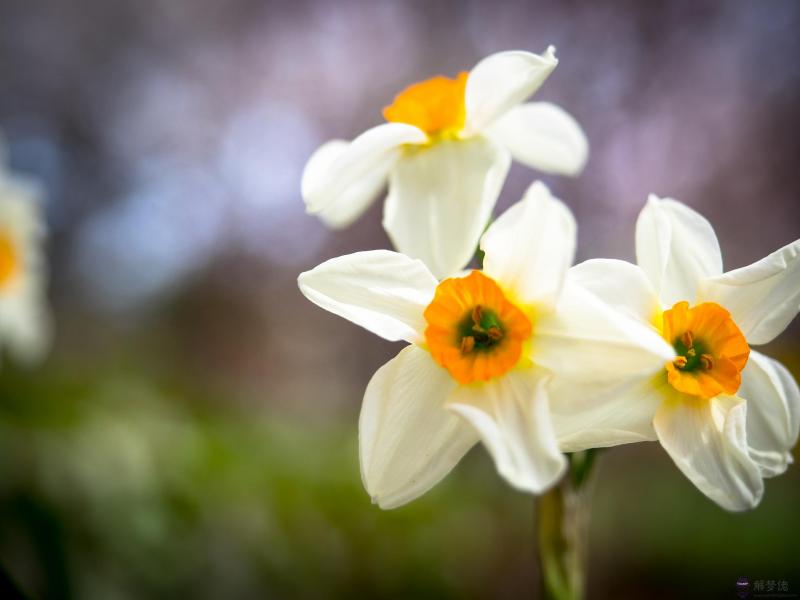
[0,138,50,365]
[299,48,799,512]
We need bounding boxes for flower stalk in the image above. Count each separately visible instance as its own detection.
[535,450,597,600]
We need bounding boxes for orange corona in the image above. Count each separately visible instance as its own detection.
[424,270,532,384]
[662,301,749,398]
[0,229,19,290]
[383,72,468,137]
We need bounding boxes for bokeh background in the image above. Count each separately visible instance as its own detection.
[1,0,799,598]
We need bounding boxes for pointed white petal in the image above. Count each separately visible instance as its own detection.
[699,240,800,345]
[488,102,588,176]
[302,124,427,216]
[534,280,675,382]
[568,259,662,324]
[383,137,510,278]
[464,47,558,134]
[480,181,575,308]
[302,140,387,229]
[550,373,668,452]
[636,195,723,307]
[738,351,800,477]
[547,259,673,450]
[654,395,763,511]
[298,250,437,343]
[360,345,476,509]
[448,367,566,494]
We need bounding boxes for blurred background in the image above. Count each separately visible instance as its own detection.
[1,0,799,598]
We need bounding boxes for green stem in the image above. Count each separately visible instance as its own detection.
[535,450,597,600]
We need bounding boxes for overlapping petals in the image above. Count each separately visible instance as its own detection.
[636,195,723,307]
[563,196,800,511]
[481,181,575,308]
[360,345,477,509]
[653,394,763,512]
[303,123,427,221]
[303,47,587,279]
[299,183,678,507]
[738,351,800,478]
[463,47,558,134]
[550,374,665,452]
[700,240,800,345]
[533,280,675,383]
[448,368,565,493]
[383,137,510,278]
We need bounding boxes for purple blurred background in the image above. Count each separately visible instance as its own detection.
[0,1,798,598]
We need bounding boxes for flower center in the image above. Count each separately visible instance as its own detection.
[424,270,532,385]
[0,229,19,290]
[383,72,468,138]
[661,301,749,399]
[458,304,505,354]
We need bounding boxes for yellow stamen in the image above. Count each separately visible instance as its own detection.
[383,72,468,137]
[461,335,475,354]
[700,353,714,371]
[681,330,694,350]
[472,305,484,329]
[674,356,688,369]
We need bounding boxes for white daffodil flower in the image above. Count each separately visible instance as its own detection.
[298,182,671,509]
[552,195,800,512]
[302,47,588,278]
[0,145,51,365]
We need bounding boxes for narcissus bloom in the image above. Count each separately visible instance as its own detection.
[302,47,588,278]
[553,196,800,511]
[298,182,671,508]
[0,144,51,364]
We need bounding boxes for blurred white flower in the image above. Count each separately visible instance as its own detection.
[302,47,588,278]
[298,182,670,508]
[0,141,51,364]
[553,196,800,511]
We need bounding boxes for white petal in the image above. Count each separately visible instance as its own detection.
[487,102,588,176]
[636,195,723,307]
[360,345,477,509]
[653,394,763,511]
[464,47,558,135]
[383,136,510,279]
[546,259,673,450]
[303,140,387,229]
[550,373,667,452]
[297,250,437,343]
[568,259,662,325]
[534,280,675,382]
[738,351,800,477]
[699,239,800,345]
[0,289,52,365]
[480,181,575,308]
[448,367,566,494]
[302,124,427,216]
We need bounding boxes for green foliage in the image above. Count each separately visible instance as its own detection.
[1,351,799,598]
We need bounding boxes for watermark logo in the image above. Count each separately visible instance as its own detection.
[740,578,797,599]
